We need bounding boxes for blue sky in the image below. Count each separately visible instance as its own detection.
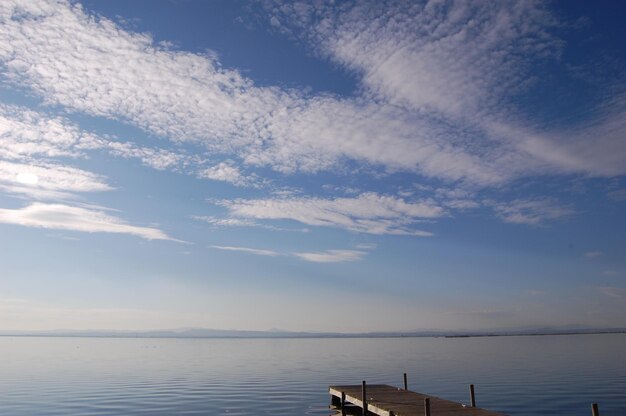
[0,0,625,332]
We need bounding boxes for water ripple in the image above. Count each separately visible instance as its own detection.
[0,334,624,415]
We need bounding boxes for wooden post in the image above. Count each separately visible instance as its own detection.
[591,403,599,416]
[470,384,476,407]
[362,380,367,415]
[403,372,408,390]
[424,398,431,416]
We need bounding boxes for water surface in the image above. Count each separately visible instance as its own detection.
[1,334,624,415]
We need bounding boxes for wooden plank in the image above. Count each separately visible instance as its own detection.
[330,384,507,416]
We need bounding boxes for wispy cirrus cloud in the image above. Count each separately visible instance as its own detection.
[489,198,574,226]
[0,203,177,241]
[209,245,279,256]
[209,245,369,263]
[216,192,441,236]
[194,215,309,233]
[293,249,366,263]
[196,216,259,228]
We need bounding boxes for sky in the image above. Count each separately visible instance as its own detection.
[0,0,625,333]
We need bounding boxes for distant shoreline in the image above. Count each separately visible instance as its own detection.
[443,330,626,338]
[1,328,624,340]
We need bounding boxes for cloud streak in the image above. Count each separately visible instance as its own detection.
[293,249,366,263]
[489,198,574,226]
[217,192,440,235]
[209,244,368,263]
[209,245,279,257]
[0,160,112,199]
[0,203,177,241]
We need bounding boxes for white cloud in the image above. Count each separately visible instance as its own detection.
[0,160,111,199]
[0,202,177,241]
[195,216,259,227]
[443,199,481,210]
[194,215,310,233]
[209,244,367,262]
[209,245,279,257]
[245,97,505,183]
[264,0,626,179]
[293,249,366,263]
[355,243,376,250]
[270,1,559,116]
[0,103,194,242]
[0,103,97,160]
[0,0,624,247]
[603,270,618,276]
[490,198,574,226]
[0,0,270,152]
[217,192,440,235]
[0,104,187,172]
[584,251,603,258]
[104,140,184,170]
[198,161,253,187]
[4,0,621,188]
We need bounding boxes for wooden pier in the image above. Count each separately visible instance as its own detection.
[329,382,506,416]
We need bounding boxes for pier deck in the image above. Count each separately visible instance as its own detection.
[329,384,506,416]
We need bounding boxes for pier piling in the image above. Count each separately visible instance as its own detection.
[592,403,600,416]
[362,380,367,416]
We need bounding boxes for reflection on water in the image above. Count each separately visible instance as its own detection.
[0,334,625,415]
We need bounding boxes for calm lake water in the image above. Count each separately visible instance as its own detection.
[0,334,624,415]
